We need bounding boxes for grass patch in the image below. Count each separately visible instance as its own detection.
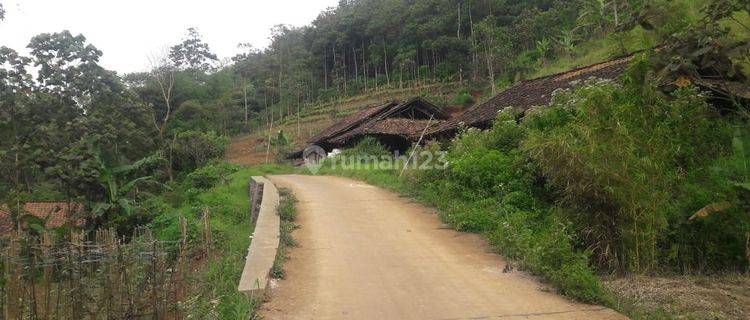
[146,163,294,318]
[530,26,657,79]
[271,188,299,279]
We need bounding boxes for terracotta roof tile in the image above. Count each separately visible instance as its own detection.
[306,102,398,144]
[0,202,85,234]
[429,53,638,137]
[331,118,440,145]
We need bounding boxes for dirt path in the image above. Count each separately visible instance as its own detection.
[260,175,626,320]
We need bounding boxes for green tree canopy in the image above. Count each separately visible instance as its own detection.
[169,27,219,72]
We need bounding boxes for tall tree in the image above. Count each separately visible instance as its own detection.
[148,51,177,180]
[29,31,123,105]
[475,18,511,94]
[169,28,218,72]
[0,47,33,215]
[1,32,156,226]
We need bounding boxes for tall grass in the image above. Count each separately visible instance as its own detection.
[524,58,746,273]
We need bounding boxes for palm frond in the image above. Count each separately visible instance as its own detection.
[120,176,158,194]
[92,202,112,217]
[118,198,134,215]
[112,154,165,175]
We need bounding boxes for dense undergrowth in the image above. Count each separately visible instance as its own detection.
[317,60,750,308]
[144,163,290,318]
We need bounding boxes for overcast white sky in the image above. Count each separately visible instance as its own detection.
[0,0,338,74]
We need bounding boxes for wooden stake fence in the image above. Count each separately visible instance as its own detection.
[0,225,193,319]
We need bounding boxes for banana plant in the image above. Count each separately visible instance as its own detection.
[535,38,551,66]
[91,150,165,219]
[557,30,576,56]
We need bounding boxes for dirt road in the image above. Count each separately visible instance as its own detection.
[260,175,626,320]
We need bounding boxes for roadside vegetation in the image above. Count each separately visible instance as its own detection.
[271,188,300,279]
[318,57,750,317]
[146,163,289,317]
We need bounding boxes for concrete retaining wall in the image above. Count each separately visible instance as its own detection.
[238,176,280,296]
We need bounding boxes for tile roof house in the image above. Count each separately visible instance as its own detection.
[0,201,85,235]
[427,53,637,138]
[288,97,449,158]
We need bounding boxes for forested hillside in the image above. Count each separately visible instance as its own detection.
[224,0,663,128]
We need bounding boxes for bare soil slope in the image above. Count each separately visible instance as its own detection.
[260,175,627,320]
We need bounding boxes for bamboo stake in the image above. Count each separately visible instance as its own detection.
[203,208,212,258]
[400,114,434,177]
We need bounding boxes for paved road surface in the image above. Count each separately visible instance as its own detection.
[260,175,626,320]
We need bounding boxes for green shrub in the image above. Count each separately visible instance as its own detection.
[665,129,750,271]
[523,60,737,272]
[172,130,229,173]
[186,162,240,189]
[451,89,475,106]
[447,148,512,198]
[442,199,500,233]
[451,110,526,154]
[445,111,532,203]
[278,189,299,222]
[340,136,392,159]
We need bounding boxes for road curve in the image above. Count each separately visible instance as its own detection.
[260,174,626,320]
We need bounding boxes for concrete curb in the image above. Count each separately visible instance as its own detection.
[238,176,280,297]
